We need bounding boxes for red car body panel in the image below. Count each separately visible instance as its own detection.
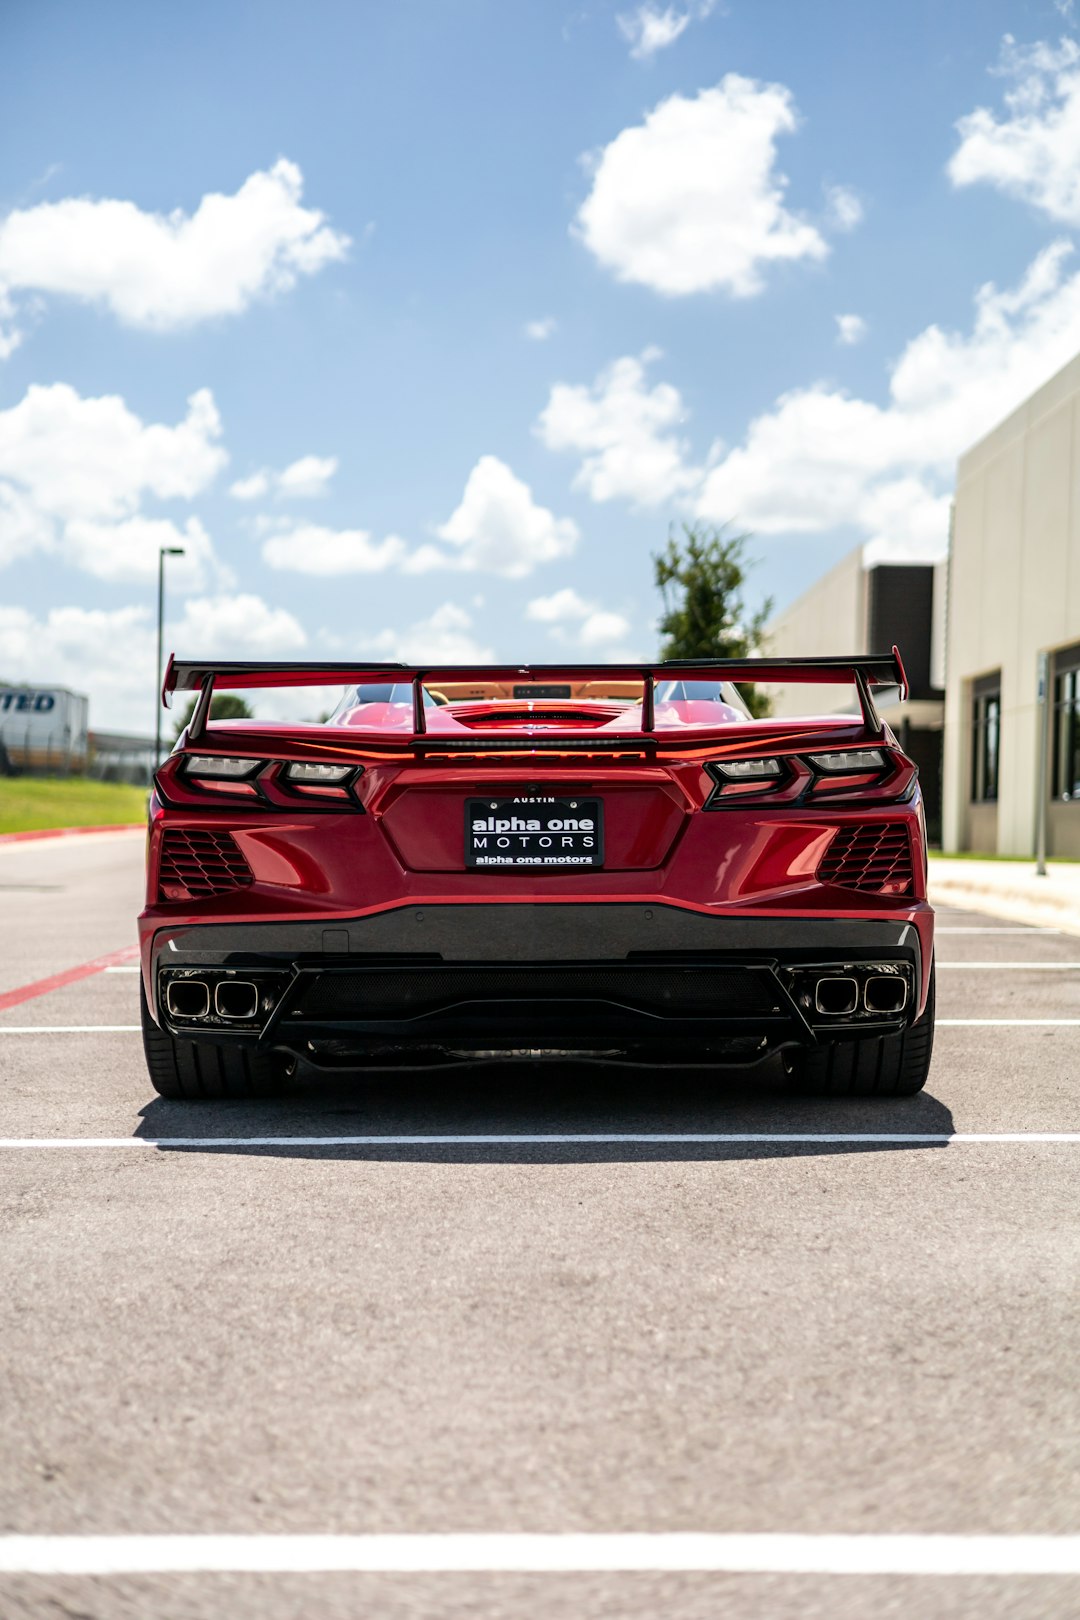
[140,655,933,1067]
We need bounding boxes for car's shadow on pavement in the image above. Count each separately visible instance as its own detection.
[134,1057,955,1162]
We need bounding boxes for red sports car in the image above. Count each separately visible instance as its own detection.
[139,653,934,1100]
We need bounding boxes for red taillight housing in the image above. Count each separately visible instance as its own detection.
[704,745,916,808]
[154,754,365,811]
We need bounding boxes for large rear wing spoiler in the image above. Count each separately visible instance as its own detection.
[163,649,908,743]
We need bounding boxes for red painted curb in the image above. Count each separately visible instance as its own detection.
[0,823,143,845]
[0,943,141,1014]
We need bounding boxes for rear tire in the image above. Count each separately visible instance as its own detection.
[140,981,291,1101]
[784,961,935,1098]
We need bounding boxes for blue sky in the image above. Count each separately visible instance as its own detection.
[2,0,1080,728]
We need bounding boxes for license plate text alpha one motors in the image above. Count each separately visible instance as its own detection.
[465,797,604,869]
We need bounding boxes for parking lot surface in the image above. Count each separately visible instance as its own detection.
[1,830,1079,1618]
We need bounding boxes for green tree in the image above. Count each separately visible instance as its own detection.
[654,522,773,717]
[172,693,255,740]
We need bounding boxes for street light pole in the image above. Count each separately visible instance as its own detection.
[155,546,185,770]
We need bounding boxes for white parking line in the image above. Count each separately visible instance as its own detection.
[936,927,1061,934]
[1,1532,1079,1575]
[1,1133,1079,1148]
[103,965,140,973]
[938,1018,1080,1026]
[3,1020,1080,1033]
[936,962,1080,970]
[0,1025,141,1033]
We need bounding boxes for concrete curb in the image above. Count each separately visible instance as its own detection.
[0,823,143,846]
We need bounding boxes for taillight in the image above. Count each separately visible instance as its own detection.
[704,746,915,808]
[155,755,365,810]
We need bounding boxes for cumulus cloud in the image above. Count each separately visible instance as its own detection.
[0,592,306,731]
[538,242,1080,562]
[536,349,701,506]
[949,36,1080,223]
[230,453,338,502]
[616,2,715,59]
[524,316,558,341]
[526,587,632,648]
[170,591,307,652]
[824,184,864,231]
[412,455,578,577]
[261,523,409,574]
[575,76,841,297]
[835,312,868,345]
[367,602,493,664]
[0,159,349,350]
[696,240,1080,559]
[0,383,228,586]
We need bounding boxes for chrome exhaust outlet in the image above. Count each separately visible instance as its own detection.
[864,975,908,1014]
[165,979,210,1019]
[215,979,260,1020]
[814,976,859,1016]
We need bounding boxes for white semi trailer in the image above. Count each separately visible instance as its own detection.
[0,686,89,773]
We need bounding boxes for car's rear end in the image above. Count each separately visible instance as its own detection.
[138,652,934,1099]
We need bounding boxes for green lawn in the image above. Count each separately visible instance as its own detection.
[0,776,147,834]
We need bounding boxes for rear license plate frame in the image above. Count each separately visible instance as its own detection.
[465,797,604,870]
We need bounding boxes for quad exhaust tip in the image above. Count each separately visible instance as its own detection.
[864,974,908,1014]
[165,978,210,1019]
[215,979,260,1020]
[814,977,859,1017]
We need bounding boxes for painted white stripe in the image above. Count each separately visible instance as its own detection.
[103,965,140,973]
[938,1018,1080,1026]
[936,961,1080,970]
[2,1532,1080,1576]
[0,1025,140,1034]
[2,1019,1079,1036]
[937,927,1061,934]
[1,1133,1079,1149]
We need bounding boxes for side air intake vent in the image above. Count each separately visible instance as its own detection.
[158,828,254,901]
[817,823,913,896]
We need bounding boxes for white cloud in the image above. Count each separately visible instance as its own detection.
[170,592,307,653]
[0,591,305,731]
[526,587,633,648]
[416,455,578,577]
[262,523,409,574]
[538,242,1080,562]
[0,603,156,731]
[536,349,701,505]
[368,602,493,664]
[229,471,270,502]
[63,515,221,589]
[526,587,593,623]
[949,36,1080,224]
[618,3,687,58]
[276,454,337,498]
[696,240,1080,559]
[230,453,338,502]
[575,76,837,297]
[0,158,349,349]
[524,316,558,341]
[0,383,228,587]
[835,312,868,345]
[824,184,864,231]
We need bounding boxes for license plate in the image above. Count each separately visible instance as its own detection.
[465,797,604,869]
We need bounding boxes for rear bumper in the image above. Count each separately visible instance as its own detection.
[144,901,930,1066]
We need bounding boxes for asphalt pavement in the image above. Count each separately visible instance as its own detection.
[1,830,1079,1619]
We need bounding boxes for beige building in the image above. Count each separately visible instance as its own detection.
[766,549,946,840]
[944,351,1080,856]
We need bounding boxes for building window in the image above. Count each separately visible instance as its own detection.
[971,677,1001,803]
[1053,646,1080,802]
